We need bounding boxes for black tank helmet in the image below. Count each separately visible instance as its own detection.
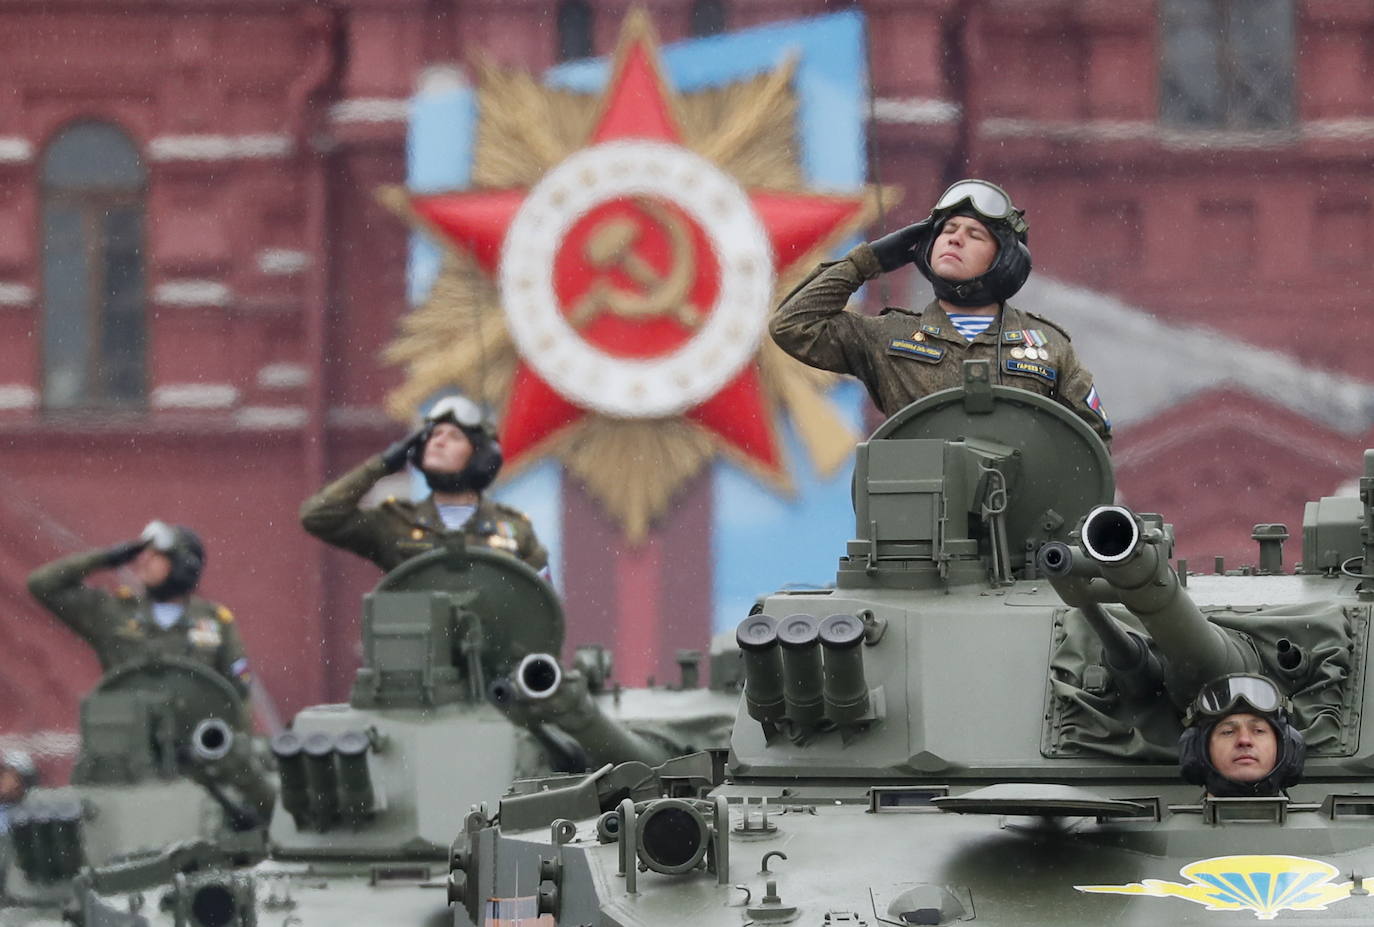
[1178,673,1306,798]
[912,179,1032,307]
[409,395,504,494]
[139,521,206,602]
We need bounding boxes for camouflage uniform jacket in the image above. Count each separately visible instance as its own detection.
[27,550,251,702]
[770,242,1112,442]
[299,455,549,574]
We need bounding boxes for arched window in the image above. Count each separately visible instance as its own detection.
[690,0,727,38]
[41,122,147,410]
[556,0,594,62]
[1159,0,1294,129]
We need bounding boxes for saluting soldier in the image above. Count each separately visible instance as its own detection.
[27,523,273,821]
[770,179,1112,443]
[28,522,251,697]
[300,396,549,575]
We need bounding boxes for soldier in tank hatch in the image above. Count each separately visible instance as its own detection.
[27,522,273,820]
[770,178,1112,443]
[28,522,252,698]
[300,395,549,575]
[1179,673,1306,797]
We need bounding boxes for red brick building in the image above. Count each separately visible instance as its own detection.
[1,0,1371,773]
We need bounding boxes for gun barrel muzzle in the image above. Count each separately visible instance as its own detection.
[191,717,234,764]
[514,653,562,700]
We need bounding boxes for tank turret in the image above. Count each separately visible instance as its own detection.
[447,365,1374,927]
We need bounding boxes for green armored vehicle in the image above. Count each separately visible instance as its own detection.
[61,544,736,927]
[450,361,1374,926]
[1,657,269,926]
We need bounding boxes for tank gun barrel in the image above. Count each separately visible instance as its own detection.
[493,653,672,770]
[1076,505,1259,703]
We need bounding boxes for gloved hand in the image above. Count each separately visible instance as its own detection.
[869,218,934,273]
[380,426,429,473]
[102,537,150,568]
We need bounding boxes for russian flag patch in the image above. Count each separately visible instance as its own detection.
[1086,385,1111,428]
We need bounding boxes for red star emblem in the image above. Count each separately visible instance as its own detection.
[407,24,871,479]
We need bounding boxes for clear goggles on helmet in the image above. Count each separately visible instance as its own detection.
[140,520,177,552]
[426,395,484,429]
[1185,674,1289,726]
[933,179,1028,236]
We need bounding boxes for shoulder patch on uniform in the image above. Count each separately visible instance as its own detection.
[1024,311,1071,342]
[215,605,234,624]
[1085,384,1112,429]
[116,585,135,599]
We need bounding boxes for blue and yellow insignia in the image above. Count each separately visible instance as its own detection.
[1077,855,1369,920]
[1004,359,1057,382]
[888,339,945,363]
[1002,330,1024,343]
[920,324,942,336]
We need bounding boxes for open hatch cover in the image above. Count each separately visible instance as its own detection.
[932,783,1149,818]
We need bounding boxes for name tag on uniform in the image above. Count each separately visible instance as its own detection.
[888,339,945,363]
[1004,359,1057,383]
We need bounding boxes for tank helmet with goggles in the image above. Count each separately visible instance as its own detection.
[137,520,206,601]
[932,180,1028,240]
[410,395,504,494]
[912,178,1033,307]
[1184,673,1290,726]
[1178,673,1306,797]
[425,395,487,432]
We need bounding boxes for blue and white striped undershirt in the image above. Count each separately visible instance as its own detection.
[151,602,185,630]
[947,314,996,341]
[436,503,477,530]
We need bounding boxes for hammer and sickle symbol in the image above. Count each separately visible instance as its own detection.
[568,198,703,330]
